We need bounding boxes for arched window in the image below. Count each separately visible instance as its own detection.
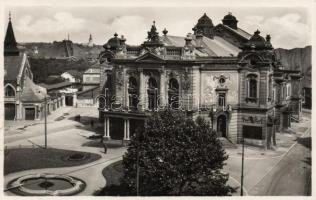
[5,85,15,97]
[168,78,179,109]
[247,74,258,102]
[249,79,257,98]
[147,77,158,111]
[128,77,139,110]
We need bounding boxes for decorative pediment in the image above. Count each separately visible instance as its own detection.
[135,52,165,63]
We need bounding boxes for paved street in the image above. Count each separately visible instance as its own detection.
[225,112,311,196]
[249,128,311,195]
[3,107,311,196]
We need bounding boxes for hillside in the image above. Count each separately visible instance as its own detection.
[274,46,312,88]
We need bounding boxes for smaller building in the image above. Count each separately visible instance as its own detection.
[39,81,78,107]
[82,63,100,91]
[77,86,100,107]
[61,70,82,83]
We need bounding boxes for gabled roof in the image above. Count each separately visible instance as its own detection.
[21,77,47,102]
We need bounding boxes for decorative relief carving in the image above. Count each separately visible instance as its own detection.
[168,70,180,79]
[126,70,139,78]
[182,70,191,91]
[242,116,264,124]
[115,66,124,87]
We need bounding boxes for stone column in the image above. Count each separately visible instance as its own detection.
[139,69,145,111]
[192,66,201,110]
[124,119,127,140]
[104,117,110,139]
[104,88,108,111]
[127,119,130,140]
[159,67,166,109]
[62,94,66,107]
[123,119,131,141]
[73,93,77,107]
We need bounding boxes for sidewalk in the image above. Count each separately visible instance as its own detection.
[4,106,72,135]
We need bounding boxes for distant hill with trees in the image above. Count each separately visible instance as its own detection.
[29,58,93,84]
[274,46,311,88]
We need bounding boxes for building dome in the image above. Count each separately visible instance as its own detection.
[222,12,238,29]
[195,13,214,28]
[192,13,214,38]
[242,30,273,50]
[223,12,237,21]
[104,33,121,51]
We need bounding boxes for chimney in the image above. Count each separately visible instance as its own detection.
[185,33,193,47]
[195,32,203,48]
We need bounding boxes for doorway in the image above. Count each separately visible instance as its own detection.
[5,103,16,120]
[217,115,227,137]
[25,108,35,120]
[65,96,73,106]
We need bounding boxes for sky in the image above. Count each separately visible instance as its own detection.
[4,6,312,49]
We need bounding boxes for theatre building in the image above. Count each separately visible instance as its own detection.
[98,13,302,147]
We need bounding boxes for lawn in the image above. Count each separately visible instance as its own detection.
[96,160,128,196]
[4,147,101,175]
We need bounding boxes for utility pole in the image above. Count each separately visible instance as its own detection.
[44,94,47,149]
[241,134,245,196]
[136,147,140,196]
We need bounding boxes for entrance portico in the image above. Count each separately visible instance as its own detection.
[103,111,146,141]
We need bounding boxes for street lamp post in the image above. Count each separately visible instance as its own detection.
[44,94,47,149]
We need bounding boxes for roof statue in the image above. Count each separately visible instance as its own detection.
[147,21,160,42]
[142,21,164,48]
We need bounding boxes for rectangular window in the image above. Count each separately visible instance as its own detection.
[218,93,226,107]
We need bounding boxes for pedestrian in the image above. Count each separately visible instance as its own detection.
[78,114,81,122]
[102,140,108,154]
[90,119,94,127]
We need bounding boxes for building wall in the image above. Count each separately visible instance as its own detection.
[200,71,239,108]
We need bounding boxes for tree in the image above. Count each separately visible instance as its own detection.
[121,109,235,196]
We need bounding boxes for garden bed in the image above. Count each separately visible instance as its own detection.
[4,148,101,175]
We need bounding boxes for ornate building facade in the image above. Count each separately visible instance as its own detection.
[98,13,302,147]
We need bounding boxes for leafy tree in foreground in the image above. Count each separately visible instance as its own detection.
[121,110,235,196]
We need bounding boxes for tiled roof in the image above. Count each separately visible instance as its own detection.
[39,81,72,91]
[161,35,241,57]
[4,53,24,81]
[63,70,83,78]
[222,25,252,40]
[77,86,100,98]
[21,77,47,102]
